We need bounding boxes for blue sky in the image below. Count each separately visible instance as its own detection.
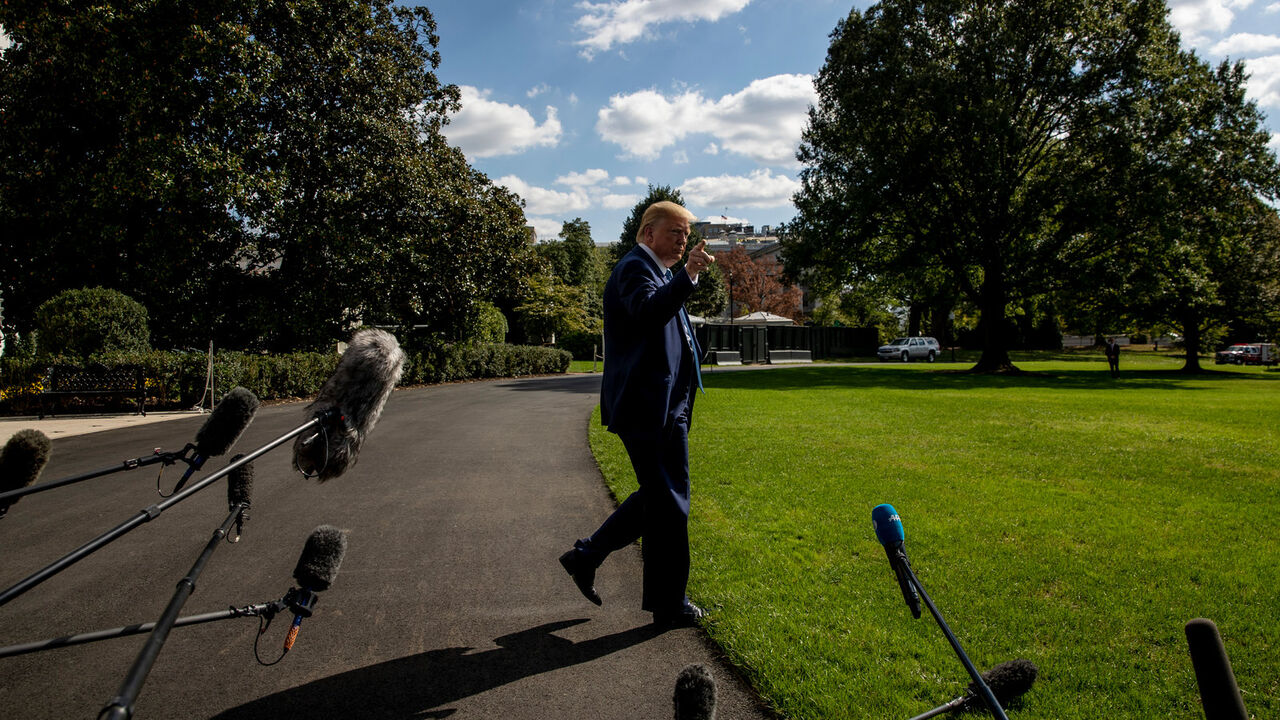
[431,0,1280,245]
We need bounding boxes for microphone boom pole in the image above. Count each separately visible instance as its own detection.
[900,561,1009,720]
[0,449,182,506]
[0,601,286,659]
[100,501,248,720]
[0,411,335,608]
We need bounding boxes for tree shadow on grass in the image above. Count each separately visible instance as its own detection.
[211,619,660,720]
[699,364,1279,393]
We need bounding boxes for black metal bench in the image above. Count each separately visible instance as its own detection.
[39,364,147,418]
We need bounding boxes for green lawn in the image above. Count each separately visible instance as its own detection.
[569,359,602,373]
[588,354,1279,719]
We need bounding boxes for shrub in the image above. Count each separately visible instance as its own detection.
[468,302,510,344]
[1,342,569,414]
[35,288,150,359]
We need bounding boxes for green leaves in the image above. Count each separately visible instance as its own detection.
[789,0,1280,372]
[1,1,525,353]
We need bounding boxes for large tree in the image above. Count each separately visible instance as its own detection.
[785,0,1193,371]
[520,218,605,344]
[719,246,802,320]
[1,1,273,348]
[1,0,532,351]
[1116,60,1280,370]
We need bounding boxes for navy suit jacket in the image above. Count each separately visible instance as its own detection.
[600,245,699,435]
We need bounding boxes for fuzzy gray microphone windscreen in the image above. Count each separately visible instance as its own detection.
[293,329,405,481]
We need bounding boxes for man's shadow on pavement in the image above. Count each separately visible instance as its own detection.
[212,619,661,719]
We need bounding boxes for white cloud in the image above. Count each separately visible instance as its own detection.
[679,168,800,209]
[568,93,580,107]
[1243,54,1280,108]
[596,89,704,160]
[673,150,690,164]
[497,175,589,216]
[704,142,720,155]
[601,193,641,209]
[445,86,562,158]
[497,170,642,220]
[596,73,816,166]
[1211,33,1280,55]
[1270,132,1280,154]
[613,176,633,186]
[1268,2,1280,12]
[527,83,552,98]
[1169,0,1256,45]
[575,0,752,59]
[557,168,612,188]
[528,218,564,241]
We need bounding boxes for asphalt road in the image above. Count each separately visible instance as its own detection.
[0,375,773,719]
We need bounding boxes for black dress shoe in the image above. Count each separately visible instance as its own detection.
[653,602,706,629]
[559,550,602,606]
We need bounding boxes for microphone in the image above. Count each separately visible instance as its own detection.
[226,454,253,543]
[0,429,52,518]
[171,387,259,494]
[908,659,1038,719]
[1185,618,1250,720]
[293,329,405,481]
[871,503,920,619]
[673,663,717,720]
[283,525,348,652]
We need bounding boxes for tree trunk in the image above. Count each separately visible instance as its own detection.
[1180,312,1204,373]
[970,266,1017,373]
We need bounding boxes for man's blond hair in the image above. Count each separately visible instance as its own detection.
[636,201,696,245]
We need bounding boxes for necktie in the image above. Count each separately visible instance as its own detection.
[664,268,704,393]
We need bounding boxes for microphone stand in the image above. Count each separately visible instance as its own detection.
[900,562,1008,720]
[0,447,187,505]
[0,411,334,607]
[99,502,246,720]
[0,600,287,659]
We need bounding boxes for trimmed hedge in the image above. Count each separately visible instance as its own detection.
[0,343,571,415]
[35,287,151,358]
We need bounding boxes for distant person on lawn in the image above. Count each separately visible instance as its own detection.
[1106,337,1121,377]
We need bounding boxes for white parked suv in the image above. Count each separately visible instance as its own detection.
[877,336,941,362]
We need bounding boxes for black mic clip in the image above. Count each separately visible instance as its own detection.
[129,448,182,471]
[156,444,201,497]
[283,587,318,620]
[296,409,347,480]
[228,504,249,544]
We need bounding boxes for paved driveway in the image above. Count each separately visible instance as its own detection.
[0,375,772,719]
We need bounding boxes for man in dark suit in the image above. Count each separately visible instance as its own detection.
[1106,337,1120,377]
[559,200,715,628]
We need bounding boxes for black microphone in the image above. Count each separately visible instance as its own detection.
[171,387,259,494]
[0,429,52,518]
[293,329,405,481]
[1185,618,1250,720]
[283,525,348,652]
[871,503,920,619]
[908,659,1038,719]
[673,663,717,720]
[226,454,253,543]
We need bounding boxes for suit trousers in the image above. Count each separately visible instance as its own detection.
[575,418,691,613]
